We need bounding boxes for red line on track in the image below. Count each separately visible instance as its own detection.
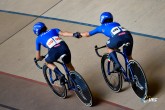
[0,71,133,110]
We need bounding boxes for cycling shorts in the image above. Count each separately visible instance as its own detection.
[45,41,71,64]
[106,31,133,56]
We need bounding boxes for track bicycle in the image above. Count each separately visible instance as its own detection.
[34,56,93,106]
[95,43,148,99]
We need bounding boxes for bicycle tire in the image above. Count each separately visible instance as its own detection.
[69,71,93,107]
[128,60,148,99]
[43,65,67,98]
[101,54,122,92]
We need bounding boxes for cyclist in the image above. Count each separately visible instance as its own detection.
[33,22,78,84]
[74,12,134,71]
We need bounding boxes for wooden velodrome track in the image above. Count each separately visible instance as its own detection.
[0,0,165,110]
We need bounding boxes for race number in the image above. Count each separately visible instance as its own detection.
[111,26,127,35]
[46,36,63,48]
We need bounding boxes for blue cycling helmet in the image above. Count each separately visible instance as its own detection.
[100,12,113,24]
[33,22,47,36]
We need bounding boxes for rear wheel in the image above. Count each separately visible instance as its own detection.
[70,71,93,107]
[101,54,122,92]
[128,60,148,99]
[43,65,67,98]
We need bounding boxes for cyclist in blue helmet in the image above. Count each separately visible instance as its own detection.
[33,22,80,84]
[73,12,134,71]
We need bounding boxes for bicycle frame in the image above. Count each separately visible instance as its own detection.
[34,57,78,91]
[95,44,148,99]
[52,61,78,91]
[114,49,135,82]
[95,45,135,83]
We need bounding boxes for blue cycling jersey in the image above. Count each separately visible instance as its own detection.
[89,22,127,38]
[35,28,63,51]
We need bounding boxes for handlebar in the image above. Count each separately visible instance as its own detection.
[95,45,106,57]
[34,56,45,69]
[94,43,130,58]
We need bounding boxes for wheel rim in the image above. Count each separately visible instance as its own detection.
[128,60,148,99]
[70,71,93,106]
[101,54,122,92]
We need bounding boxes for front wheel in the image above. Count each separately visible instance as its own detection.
[43,65,67,98]
[101,54,122,92]
[128,60,148,99]
[69,71,93,107]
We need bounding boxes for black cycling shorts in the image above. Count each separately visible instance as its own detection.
[106,31,133,56]
[45,41,71,64]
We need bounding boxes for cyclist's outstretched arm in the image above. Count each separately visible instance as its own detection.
[79,27,100,38]
[80,32,90,37]
[59,31,74,37]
